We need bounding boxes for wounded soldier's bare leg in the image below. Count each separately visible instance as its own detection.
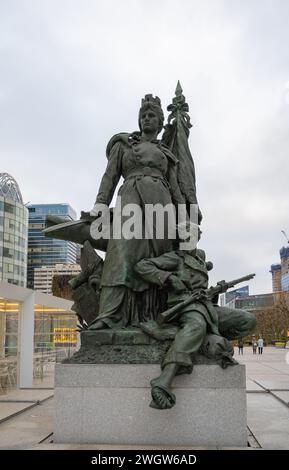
[150,363,178,410]
[150,313,207,409]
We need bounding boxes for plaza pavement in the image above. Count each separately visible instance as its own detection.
[237,346,289,450]
[0,346,288,450]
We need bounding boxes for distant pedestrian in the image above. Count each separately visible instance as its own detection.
[238,338,244,355]
[252,339,257,355]
[258,337,264,354]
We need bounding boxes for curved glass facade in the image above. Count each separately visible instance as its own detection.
[0,173,23,204]
[0,196,28,287]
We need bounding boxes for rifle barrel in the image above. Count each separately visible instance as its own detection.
[157,273,256,325]
[227,273,255,287]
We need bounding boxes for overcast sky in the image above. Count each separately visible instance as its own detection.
[1,0,289,294]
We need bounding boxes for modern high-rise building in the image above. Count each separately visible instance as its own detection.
[270,264,282,292]
[33,263,81,294]
[27,204,78,289]
[0,173,28,287]
[270,246,289,292]
[225,285,249,304]
[280,247,289,291]
[219,285,249,307]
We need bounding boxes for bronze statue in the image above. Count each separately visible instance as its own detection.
[44,85,257,411]
[88,92,198,329]
[135,242,256,409]
[44,85,201,330]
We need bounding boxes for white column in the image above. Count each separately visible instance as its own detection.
[0,311,6,357]
[18,291,35,388]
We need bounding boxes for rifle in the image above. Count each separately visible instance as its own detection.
[157,273,255,325]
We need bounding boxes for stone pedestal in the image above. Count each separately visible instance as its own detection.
[54,362,247,447]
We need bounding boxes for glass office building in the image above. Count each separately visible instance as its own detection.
[27,204,78,289]
[225,285,249,304]
[0,173,28,287]
[280,247,289,292]
[235,293,274,311]
[281,273,289,292]
[270,263,282,292]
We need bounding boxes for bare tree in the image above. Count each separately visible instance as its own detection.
[253,292,289,345]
